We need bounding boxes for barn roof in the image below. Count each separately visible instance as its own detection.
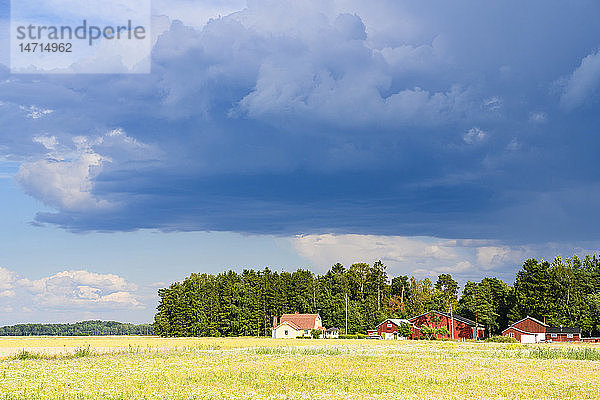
[436,312,478,327]
[503,325,582,335]
[501,316,583,335]
[511,316,549,328]
[375,318,413,329]
[409,311,478,327]
[502,326,537,334]
[546,326,582,334]
[279,313,322,330]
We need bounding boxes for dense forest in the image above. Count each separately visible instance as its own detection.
[154,255,600,338]
[0,320,153,336]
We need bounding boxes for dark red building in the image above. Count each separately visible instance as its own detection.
[502,316,581,343]
[546,326,582,342]
[408,311,485,340]
[371,318,419,340]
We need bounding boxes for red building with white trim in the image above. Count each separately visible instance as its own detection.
[371,318,419,340]
[502,316,581,343]
[408,311,485,340]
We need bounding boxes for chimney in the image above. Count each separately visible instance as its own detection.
[273,315,278,328]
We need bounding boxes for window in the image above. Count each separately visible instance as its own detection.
[509,332,514,338]
[567,334,573,339]
[284,330,288,335]
[387,323,392,328]
[551,333,557,338]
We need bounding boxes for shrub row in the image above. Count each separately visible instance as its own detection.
[485,335,518,343]
[338,334,367,339]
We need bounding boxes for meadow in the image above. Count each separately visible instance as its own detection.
[2,337,600,399]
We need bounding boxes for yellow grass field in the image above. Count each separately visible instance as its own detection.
[2,336,600,399]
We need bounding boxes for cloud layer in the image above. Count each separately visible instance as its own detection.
[0,267,146,324]
[292,234,600,282]
[1,1,600,243]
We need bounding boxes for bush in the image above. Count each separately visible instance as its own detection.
[485,335,518,343]
[336,333,368,339]
[310,329,323,339]
[73,345,95,357]
[338,334,359,339]
[397,322,413,338]
[12,350,42,360]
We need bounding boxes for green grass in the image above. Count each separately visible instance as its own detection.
[73,345,95,358]
[12,350,44,360]
[528,347,600,361]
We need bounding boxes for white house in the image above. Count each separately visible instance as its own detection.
[272,312,324,339]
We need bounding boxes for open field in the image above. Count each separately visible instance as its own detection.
[2,337,600,399]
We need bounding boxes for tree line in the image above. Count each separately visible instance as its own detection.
[153,255,600,337]
[0,320,153,336]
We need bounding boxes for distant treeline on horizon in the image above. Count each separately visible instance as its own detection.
[0,320,153,336]
[154,255,600,338]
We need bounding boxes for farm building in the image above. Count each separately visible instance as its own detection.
[583,337,600,343]
[502,316,547,343]
[408,311,485,340]
[271,312,324,339]
[371,318,419,340]
[502,316,581,343]
[546,326,581,342]
[323,328,339,339]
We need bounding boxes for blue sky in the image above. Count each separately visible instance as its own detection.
[1,0,600,324]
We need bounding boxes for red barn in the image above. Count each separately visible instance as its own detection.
[502,316,581,343]
[373,318,419,340]
[409,311,485,340]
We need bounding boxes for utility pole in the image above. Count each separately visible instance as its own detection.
[400,285,405,314]
[401,285,404,303]
[313,275,317,310]
[474,291,479,340]
[450,302,454,340]
[377,280,381,311]
[345,292,348,335]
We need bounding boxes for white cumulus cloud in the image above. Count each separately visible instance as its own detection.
[0,267,17,291]
[561,50,600,110]
[16,152,112,212]
[20,105,54,119]
[16,128,157,213]
[292,234,477,278]
[4,268,143,312]
[289,233,578,281]
[463,127,487,144]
